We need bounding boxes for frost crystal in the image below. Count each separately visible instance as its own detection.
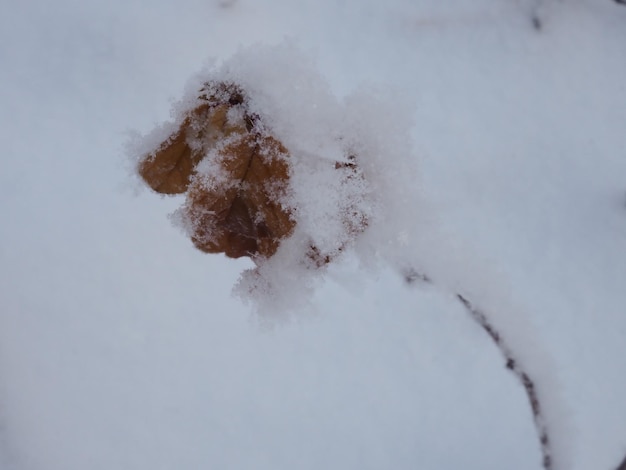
[132,43,417,312]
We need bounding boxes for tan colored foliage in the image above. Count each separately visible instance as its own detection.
[185,133,294,259]
[138,81,365,263]
[139,82,295,260]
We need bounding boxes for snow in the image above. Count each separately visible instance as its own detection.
[2,0,626,469]
[131,44,420,315]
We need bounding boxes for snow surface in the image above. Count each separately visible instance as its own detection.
[1,0,626,469]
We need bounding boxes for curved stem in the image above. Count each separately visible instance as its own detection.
[404,269,553,469]
[455,293,552,470]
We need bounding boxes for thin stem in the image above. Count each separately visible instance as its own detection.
[455,293,552,470]
[404,269,553,469]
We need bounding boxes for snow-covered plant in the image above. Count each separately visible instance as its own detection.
[130,43,566,470]
[137,80,367,266]
[129,43,417,312]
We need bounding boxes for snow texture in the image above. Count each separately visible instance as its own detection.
[1,0,626,469]
[131,42,420,316]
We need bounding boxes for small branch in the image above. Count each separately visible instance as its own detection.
[456,293,552,470]
[404,269,553,469]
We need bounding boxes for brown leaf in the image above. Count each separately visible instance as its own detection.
[138,82,296,260]
[138,96,247,195]
[138,80,367,264]
[137,117,200,195]
[185,132,295,259]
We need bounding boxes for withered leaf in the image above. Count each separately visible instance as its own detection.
[138,82,296,260]
[186,133,295,259]
[138,80,367,265]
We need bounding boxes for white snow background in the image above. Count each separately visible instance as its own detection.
[1,0,626,469]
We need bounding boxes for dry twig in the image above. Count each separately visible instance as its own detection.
[405,269,553,469]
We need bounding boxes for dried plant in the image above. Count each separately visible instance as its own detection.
[139,82,298,260]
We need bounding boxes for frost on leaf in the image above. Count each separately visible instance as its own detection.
[137,81,365,263]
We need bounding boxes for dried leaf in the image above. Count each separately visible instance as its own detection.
[138,118,199,195]
[138,82,295,260]
[137,81,366,264]
[185,133,295,259]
